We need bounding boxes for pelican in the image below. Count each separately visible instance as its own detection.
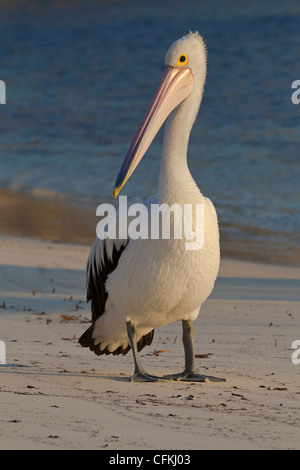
[79,31,225,382]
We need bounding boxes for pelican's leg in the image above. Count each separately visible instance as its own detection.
[165,320,226,382]
[126,320,159,382]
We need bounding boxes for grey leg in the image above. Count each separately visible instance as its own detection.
[126,320,160,382]
[164,320,226,382]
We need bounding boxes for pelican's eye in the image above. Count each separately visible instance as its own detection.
[177,54,188,67]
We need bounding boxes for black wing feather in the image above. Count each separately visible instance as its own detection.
[88,243,127,324]
[78,240,154,356]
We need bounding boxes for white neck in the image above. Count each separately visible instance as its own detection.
[158,83,203,205]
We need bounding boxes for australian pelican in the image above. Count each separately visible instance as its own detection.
[79,31,225,382]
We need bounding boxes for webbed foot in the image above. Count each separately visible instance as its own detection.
[164,370,226,382]
[129,372,161,382]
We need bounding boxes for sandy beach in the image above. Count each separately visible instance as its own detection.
[0,235,299,450]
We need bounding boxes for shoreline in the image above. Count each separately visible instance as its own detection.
[0,235,299,449]
[0,186,299,267]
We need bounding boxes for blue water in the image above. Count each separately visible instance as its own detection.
[0,0,300,260]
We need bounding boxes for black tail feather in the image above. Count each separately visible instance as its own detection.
[78,325,154,357]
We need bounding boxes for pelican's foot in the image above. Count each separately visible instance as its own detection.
[129,372,161,382]
[164,370,226,382]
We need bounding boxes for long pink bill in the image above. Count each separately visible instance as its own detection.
[113,66,193,198]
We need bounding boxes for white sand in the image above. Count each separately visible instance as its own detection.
[0,235,300,450]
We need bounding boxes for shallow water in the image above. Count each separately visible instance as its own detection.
[0,0,299,264]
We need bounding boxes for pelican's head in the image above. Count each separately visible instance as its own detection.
[165,31,207,91]
[113,31,207,198]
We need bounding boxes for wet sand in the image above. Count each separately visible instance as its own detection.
[0,187,95,245]
[0,235,300,449]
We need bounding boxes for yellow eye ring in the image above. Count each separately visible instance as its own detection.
[177,54,188,67]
